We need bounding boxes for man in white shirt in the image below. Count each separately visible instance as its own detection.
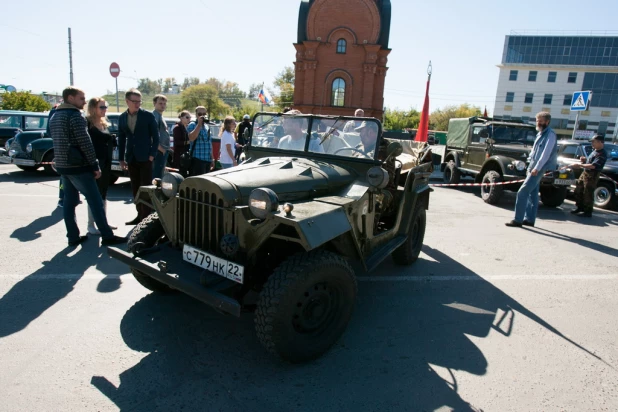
[277,110,323,153]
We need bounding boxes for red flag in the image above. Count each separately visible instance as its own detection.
[483,106,488,117]
[415,78,430,142]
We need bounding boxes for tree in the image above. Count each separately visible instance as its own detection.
[163,77,176,92]
[272,66,295,107]
[0,91,50,112]
[229,102,259,121]
[137,78,161,95]
[220,81,245,107]
[180,84,229,119]
[182,77,200,90]
[383,108,421,131]
[247,83,261,100]
[429,103,482,131]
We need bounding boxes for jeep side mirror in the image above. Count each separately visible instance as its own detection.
[386,141,403,160]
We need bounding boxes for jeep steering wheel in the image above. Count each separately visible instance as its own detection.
[333,147,371,159]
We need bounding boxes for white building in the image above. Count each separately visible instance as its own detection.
[493,33,618,142]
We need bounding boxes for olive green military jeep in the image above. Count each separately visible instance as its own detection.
[441,117,575,207]
[108,112,433,363]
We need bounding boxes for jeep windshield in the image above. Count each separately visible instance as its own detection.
[487,125,536,145]
[250,113,381,160]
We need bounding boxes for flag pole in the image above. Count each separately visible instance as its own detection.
[415,61,432,142]
[261,82,264,112]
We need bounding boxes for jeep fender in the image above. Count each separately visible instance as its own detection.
[477,156,509,182]
[443,151,461,167]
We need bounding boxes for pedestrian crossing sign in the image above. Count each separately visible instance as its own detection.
[570,91,591,111]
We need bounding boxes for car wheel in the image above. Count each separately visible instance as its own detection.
[481,170,503,204]
[255,250,357,363]
[42,152,58,176]
[443,160,461,185]
[127,213,174,293]
[392,200,426,265]
[540,186,567,208]
[16,165,39,172]
[594,181,614,209]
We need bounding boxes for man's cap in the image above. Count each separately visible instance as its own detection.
[591,134,605,143]
[243,114,250,120]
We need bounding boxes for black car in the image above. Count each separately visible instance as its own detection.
[557,140,618,209]
[0,130,56,174]
[0,110,49,147]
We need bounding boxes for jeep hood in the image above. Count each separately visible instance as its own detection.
[185,157,359,203]
[492,144,532,159]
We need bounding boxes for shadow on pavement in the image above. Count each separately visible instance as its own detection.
[0,169,60,185]
[90,245,609,411]
[10,207,64,241]
[0,238,127,338]
[525,226,618,258]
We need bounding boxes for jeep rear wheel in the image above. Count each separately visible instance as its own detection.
[443,160,461,185]
[481,170,503,204]
[255,250,357,363]
[392,200,426,265]
[127,213,173,293]
[540,186,567,208]
[594,181,614,209]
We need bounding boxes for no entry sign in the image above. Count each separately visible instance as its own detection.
[109,62,120,78]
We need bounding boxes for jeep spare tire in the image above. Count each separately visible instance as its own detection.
[443,160,461,185]
[481,170,503,204]
[127,213,173,293]
[255,250,357,363]
[540,186,567,208]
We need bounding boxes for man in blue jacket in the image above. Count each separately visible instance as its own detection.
[118,88,159,225]
[506,111,558,228]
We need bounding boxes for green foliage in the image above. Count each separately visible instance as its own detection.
[182,77,200,90]
[247,83,261,99]
[229,102,260,121]
[383,108,421,131]
[429,103,482,131]
[163,77,176,92]
[272,66,295,108]
[137,78,162,95]
[180,84,229,119]
[0,91,51,112]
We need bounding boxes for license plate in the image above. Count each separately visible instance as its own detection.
[559,173,568,179]
[182,244,244,284]
[554,179,576,185]
[111,164,123,171]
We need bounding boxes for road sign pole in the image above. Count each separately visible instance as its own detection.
[571,111,580,140]
[115,77,119,112]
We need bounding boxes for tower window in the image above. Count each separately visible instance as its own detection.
[337,39,347,54]
[331,78,346,107]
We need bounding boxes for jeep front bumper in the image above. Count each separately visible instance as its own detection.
[107,244,241,317]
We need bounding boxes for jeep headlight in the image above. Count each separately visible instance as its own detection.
[249,188,279,219]
[161,172,184,199]
[26,143,32,153]
[512,160,526,171]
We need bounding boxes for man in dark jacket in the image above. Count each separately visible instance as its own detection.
[117,88,159,225]
[571,134,608,217]
[49,87,125,246]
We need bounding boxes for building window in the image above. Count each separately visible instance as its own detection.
[525,93,534,104]
[577,120,588,130]
[598,121,608,135]
[522,116,530,124]
[336,39,346,54]
[547,71,557,82]
[331,78,346,107]
[543,94,553,105]
[528,71,537,82]
[509,70,518,81]
[563,94,572,105]
[568,72,577,83]
[564,47,571,56]
[505,92,514,103]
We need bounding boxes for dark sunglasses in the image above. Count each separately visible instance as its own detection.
[183,116,191,119]
[99,105,108,109]
[197,113,207,116]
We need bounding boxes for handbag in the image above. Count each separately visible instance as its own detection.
[179,138,195,177]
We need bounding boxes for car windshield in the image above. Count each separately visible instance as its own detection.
[488,125,536,145]
[0,115,21,128]
[250,113,381,160]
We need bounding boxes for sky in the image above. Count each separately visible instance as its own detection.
[2,0,618,114]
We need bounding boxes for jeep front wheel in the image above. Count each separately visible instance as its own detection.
[255,250,357,363]
[540,186,567,208]
[127,213,173,293]
[443,160,461,185]
[481,170,503,204]
[392,200,426,265]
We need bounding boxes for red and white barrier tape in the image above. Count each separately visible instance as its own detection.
[430,179,527,187]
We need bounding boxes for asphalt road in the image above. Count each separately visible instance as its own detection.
[1,164,617,412]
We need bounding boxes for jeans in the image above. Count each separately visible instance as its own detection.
[128,160,153,219]
[62,172,114,242]
[220,163,233,169]
[514,171,544,224]
[152,150,169,179]
[190,158,212,176]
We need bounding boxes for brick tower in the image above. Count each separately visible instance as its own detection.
[293,0,392,118]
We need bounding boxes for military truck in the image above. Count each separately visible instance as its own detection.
[441,117,575,206]
[108,112,433,363]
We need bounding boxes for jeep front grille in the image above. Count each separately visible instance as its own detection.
[177,188,234,253]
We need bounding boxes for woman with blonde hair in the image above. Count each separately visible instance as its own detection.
[85,97,116,234]
[219,115,238,169]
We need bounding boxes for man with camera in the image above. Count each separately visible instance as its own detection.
[186,106,215,176]
[571,134,608,217]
